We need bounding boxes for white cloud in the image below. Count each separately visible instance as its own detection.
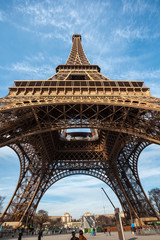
[0,147,20,202]
[25,52,45,62]
[11,62,53,79]
[45,176,110,197]
[15,1,80,30]
[12,0,111,44]
[139,145,160,162]
[138,144,160,181]
[114,24,160,41]
[38,197,118,218]
[0,181,18,205]
[139,167,160,179]
[0,146,18,160]
[122,0,158,15]
[0,10,5,22]
[11,22,65,41]
[12,61,55,79]
[118,69,160,80]
[115,26,151,40]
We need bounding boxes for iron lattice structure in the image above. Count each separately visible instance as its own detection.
[0,34,160,225]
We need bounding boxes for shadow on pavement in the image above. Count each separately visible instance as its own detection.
[128,238,137,240]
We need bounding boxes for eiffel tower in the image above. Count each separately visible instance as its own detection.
[0,34,160,225]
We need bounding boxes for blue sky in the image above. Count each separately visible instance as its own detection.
[0,0,160,219]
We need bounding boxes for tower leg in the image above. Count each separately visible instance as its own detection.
[116,141,159,220]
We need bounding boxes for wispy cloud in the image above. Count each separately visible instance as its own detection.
[12,62,54,79]
[0,146,18,160]
[11,22,70,42]
[118,69,160,80]
[14,0,82,41]
[139,144,160,180]
[139,167,160,179]
[0,183,18,209]
[122,0,158,15]
[15,0,108,28]
[0,168,19,209]
[0,10,5,22]
[115,26,152,41]
[0,52,62,80]
[12,0,111,44]
[115,23,160,41]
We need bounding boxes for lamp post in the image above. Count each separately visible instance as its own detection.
[101,187,125,240]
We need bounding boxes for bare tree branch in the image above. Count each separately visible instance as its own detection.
[148,188,160,213]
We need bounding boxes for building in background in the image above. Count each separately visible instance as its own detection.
[61,212,72,224]
[81,212,97,229]
[61,212,81,228]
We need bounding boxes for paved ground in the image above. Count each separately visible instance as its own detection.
[2,232,160,240]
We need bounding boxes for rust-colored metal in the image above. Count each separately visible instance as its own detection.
[0,34,160,225]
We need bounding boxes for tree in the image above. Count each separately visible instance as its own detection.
[97,215,116,227]
[148,188,160,213]
[48,217,62,228]
[34,210,49,228]
[0,196,5,213]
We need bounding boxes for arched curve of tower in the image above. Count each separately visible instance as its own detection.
[0,34,160,225]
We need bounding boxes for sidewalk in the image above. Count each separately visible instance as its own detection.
[1,232,160,240]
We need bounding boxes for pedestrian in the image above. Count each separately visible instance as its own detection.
[104,228,108,236]
[70,231,79,240]
[79,230,87,240]
[131,226,136,234]
[108,227,111,236]
[18,229,23,240]
[38,229,43,240]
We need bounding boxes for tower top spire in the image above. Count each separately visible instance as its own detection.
[72,34,81,41]
[66,34,90,65]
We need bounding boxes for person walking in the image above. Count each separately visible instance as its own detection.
[108,227,111,236]
[38,229,43,240]
[79,230,87,240]
[18,229,23,240]
[70,231,79,240]
[104,228,108,236]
